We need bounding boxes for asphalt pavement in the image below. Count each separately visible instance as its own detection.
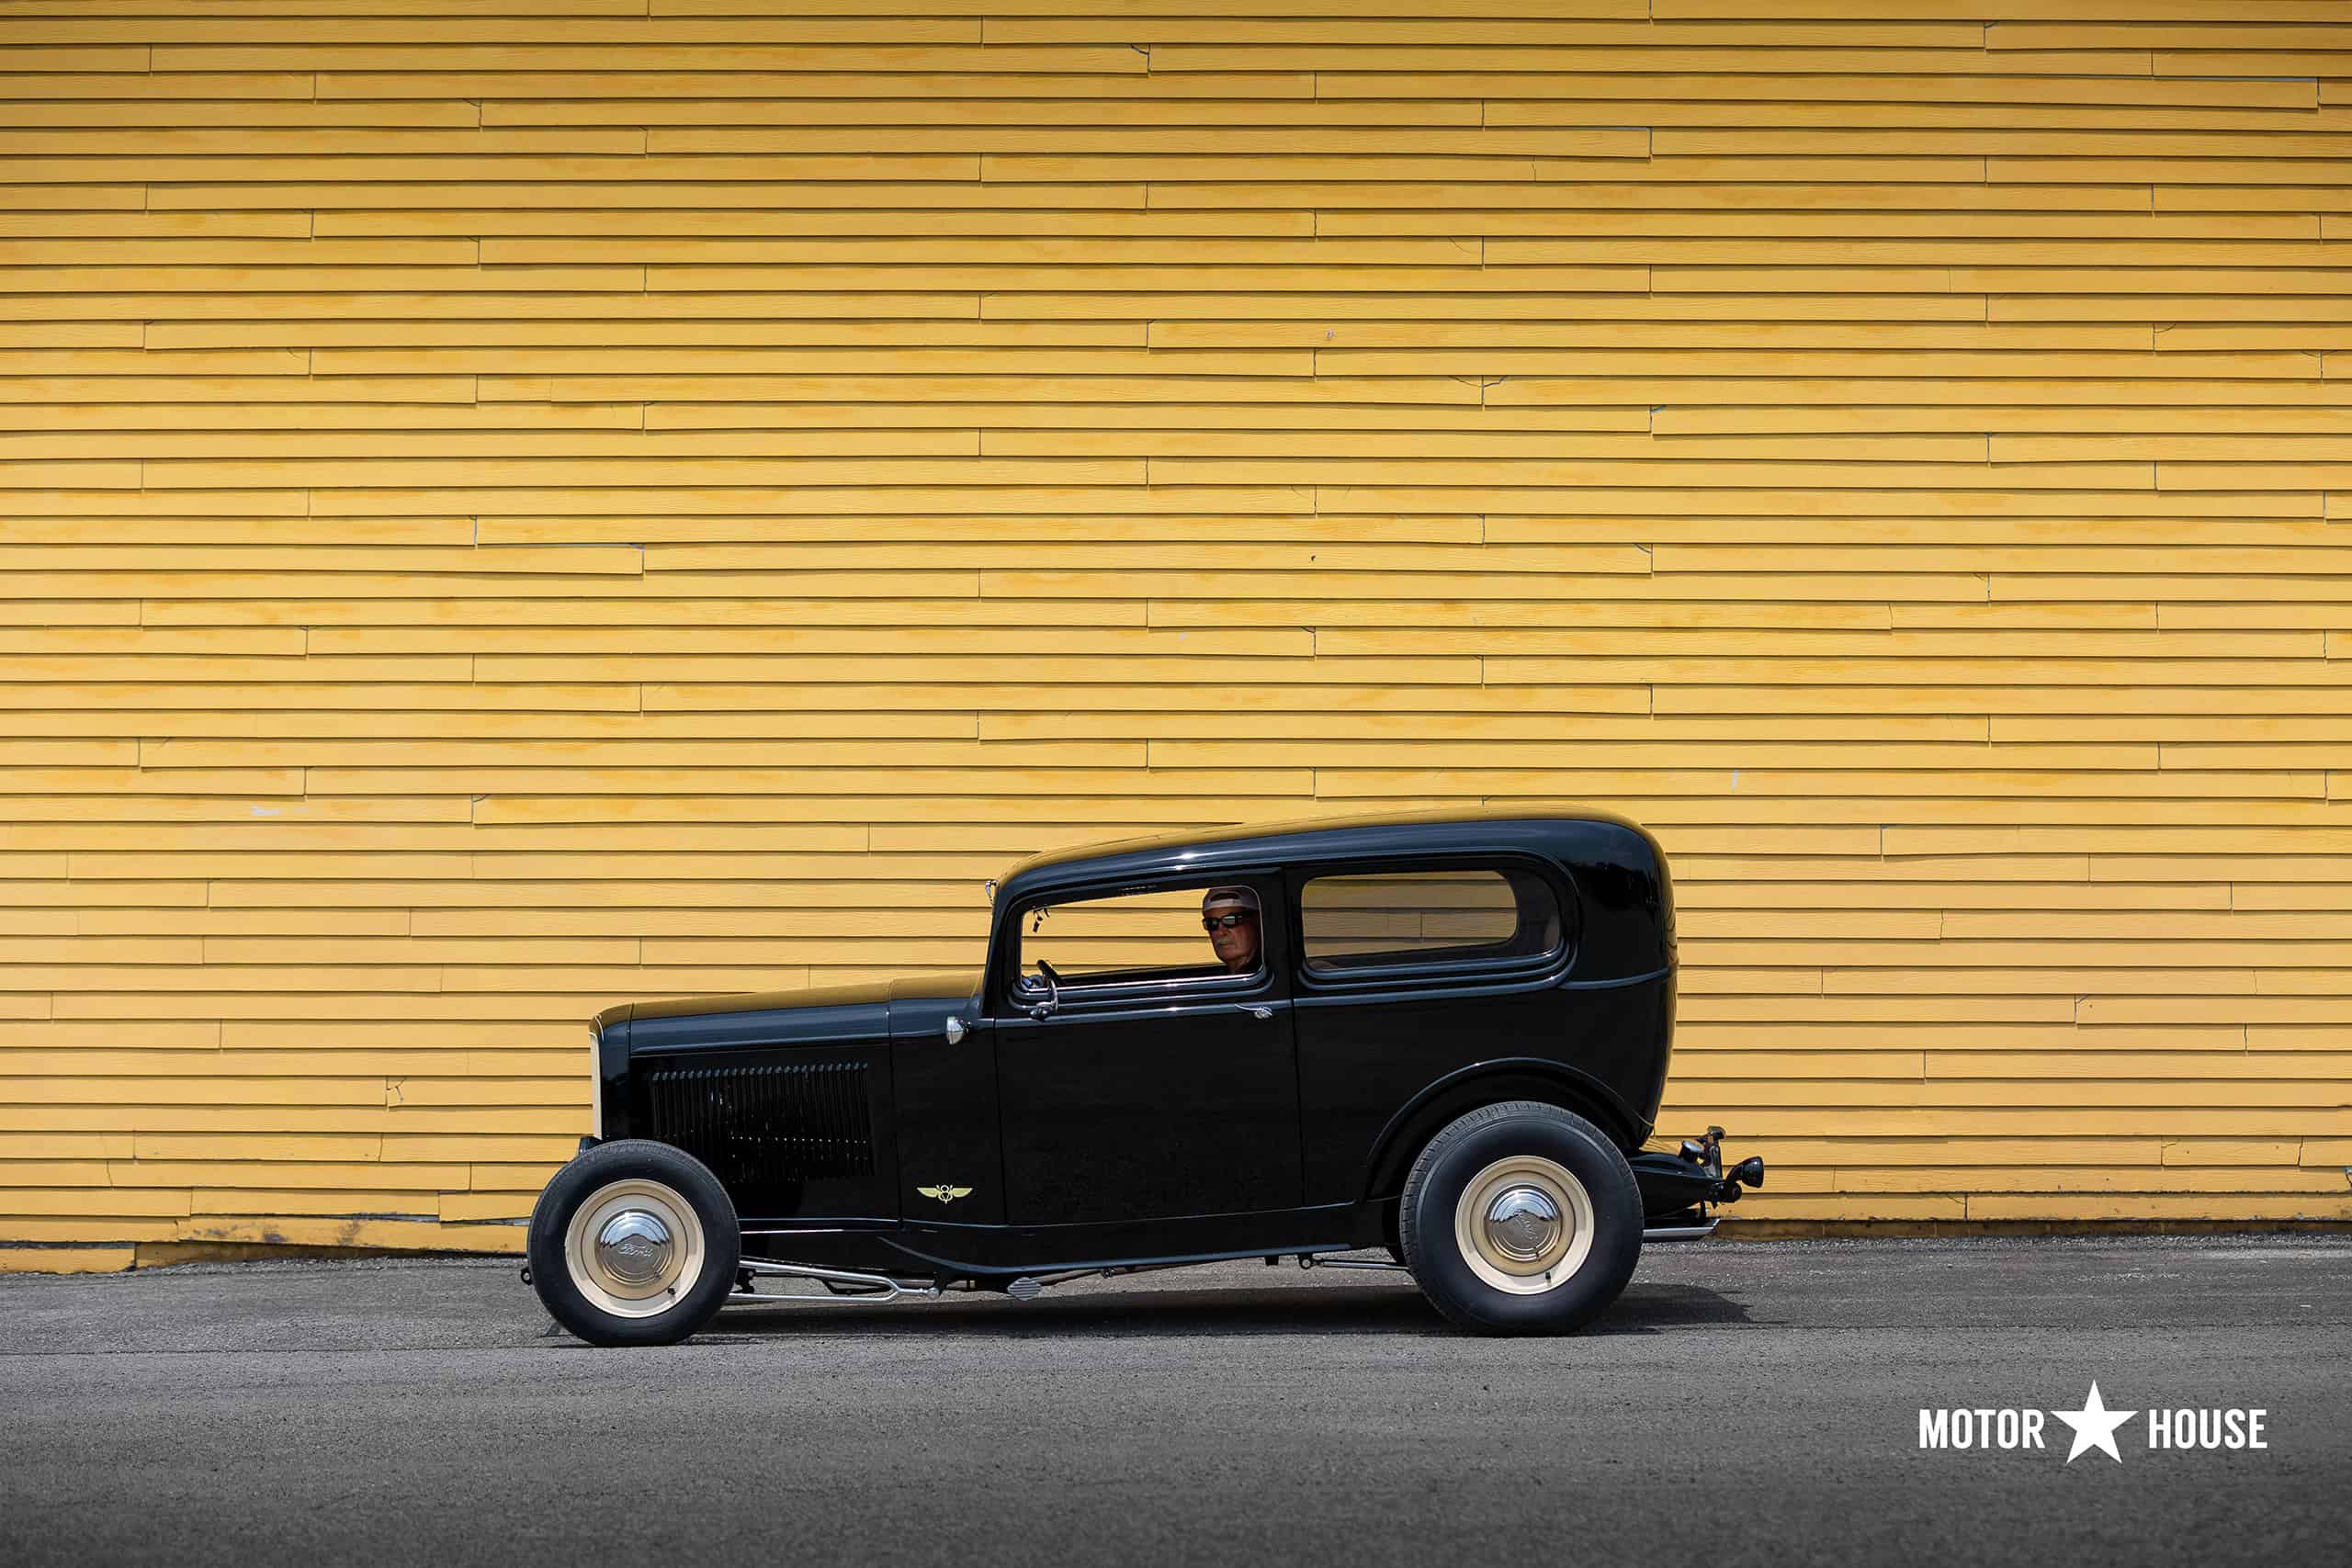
[1,1235,2346,1567]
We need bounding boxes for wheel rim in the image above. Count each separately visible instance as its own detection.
[1453,1154,1596,1295]
[563,1178,707,1319]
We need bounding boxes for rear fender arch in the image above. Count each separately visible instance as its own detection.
[1359,1058,1644,1202]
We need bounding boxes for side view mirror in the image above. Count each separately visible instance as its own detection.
[1024,958,1061,1019]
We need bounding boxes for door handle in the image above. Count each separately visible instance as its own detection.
[1237,1005,1273,1021]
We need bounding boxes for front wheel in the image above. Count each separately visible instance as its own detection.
[1398,1100,1642,1335]
[526,1139,741,1347]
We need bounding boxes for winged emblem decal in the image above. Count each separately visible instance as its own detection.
[917,1183,975,1204]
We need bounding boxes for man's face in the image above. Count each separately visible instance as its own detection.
[1204,898,1261,973]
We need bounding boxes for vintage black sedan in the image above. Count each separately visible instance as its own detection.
[526,806,1761,1344]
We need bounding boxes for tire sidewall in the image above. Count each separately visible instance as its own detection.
[1402,1103,1642,1334]
[526,1140,741,1347]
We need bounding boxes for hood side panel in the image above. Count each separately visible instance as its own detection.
[615,990,903,1224]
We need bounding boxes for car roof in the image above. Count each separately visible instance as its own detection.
[992,804,1649,900]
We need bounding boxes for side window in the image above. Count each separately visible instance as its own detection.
[1017,882,1266,994]
[1298,867,1563,978]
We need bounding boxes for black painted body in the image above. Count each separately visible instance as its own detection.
[586,807,1680,1282]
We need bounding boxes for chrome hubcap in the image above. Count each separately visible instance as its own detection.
[595,1210,675,1285]
[563,1178,707,1320]
[1453,1154,1597,1296]
[1483,1185,1563,1262]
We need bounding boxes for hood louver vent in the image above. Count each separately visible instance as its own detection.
[641,1060,876,1203]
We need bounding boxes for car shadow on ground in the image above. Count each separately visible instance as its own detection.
[681,1278,1754,1343]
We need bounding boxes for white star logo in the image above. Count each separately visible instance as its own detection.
[2051,1381,2137,1464]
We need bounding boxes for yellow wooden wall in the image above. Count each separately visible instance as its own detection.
[6,0,2352,1268]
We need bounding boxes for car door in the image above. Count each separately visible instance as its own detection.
[991,873,1303,1227]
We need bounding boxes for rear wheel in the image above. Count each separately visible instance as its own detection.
[1399,1100,1642,1335]
[526,1139,741,1347]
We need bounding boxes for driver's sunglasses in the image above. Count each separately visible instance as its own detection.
[1202,910,1257,931]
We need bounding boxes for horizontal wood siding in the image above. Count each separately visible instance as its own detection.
[4,0,2350,1254]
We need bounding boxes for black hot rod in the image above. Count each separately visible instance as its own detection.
[526,807,1761,1344]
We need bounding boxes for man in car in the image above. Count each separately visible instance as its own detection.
[1201,886,1261,974]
